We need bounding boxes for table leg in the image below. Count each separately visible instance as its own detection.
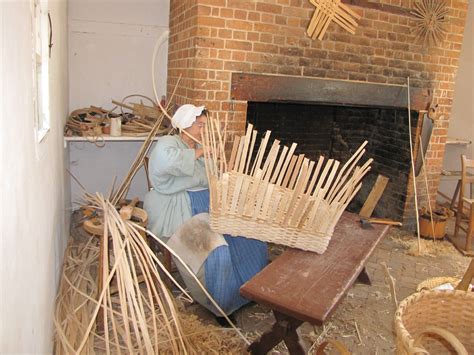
[248,311,304,355]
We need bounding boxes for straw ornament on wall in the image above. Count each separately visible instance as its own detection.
[411,0,449,47]
[202,117,372,254]
[306,0,361,40]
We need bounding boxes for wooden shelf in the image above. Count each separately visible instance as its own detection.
[446,137,472,145]
[65,135,159,142]
[64,135,159,147]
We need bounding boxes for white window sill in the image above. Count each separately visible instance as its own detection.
[37,127,50,142]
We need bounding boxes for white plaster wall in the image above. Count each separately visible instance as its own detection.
[68,0,169,203]
[0,1,70,352]
[439,4,474,198]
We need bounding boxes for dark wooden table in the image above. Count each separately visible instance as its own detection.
[240,212,390,354]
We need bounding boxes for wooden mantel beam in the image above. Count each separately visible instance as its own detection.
[231,73,432,111]
[341,0,413,17]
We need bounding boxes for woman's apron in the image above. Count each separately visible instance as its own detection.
[167,189,268,315]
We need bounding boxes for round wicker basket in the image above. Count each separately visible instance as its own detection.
[395,290,474,354]
[416,277,461,292]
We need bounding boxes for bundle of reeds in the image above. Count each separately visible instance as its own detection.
[54,193,247,354]
[202,119,373,254]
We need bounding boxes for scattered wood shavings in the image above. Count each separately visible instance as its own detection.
[381,262,398,308]
[354,321,363,345]
[390,233,456,257]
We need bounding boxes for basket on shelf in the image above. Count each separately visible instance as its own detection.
[202,118,372,254]
[395,290,474,354]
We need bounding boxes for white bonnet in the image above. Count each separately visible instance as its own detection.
[171,104,205,130]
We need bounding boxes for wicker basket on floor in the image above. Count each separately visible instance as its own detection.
[416,277,461,292]
[395,290,474,354]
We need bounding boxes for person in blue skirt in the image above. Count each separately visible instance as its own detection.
[144,104,268,318]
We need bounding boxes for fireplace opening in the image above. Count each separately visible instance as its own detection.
[246,101,419,222]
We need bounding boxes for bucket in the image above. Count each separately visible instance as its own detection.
[419,209,447,239]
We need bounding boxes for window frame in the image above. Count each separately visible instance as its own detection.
[32,0,50,143]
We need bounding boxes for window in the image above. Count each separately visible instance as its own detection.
[32,0,50,142]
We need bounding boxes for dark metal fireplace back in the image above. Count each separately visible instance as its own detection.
[247,101,418,221]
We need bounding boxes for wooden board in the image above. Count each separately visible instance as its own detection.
[240,212,389,325]
[359,174,389,218]
[231,73,431,111]
[341,0,412,16]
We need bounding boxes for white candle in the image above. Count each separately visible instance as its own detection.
[110,117,122,136]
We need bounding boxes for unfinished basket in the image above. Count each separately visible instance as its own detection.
[395,290,474,354]
[202,119,372,254]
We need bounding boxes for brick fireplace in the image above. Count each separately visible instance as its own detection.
[166,0,469,225]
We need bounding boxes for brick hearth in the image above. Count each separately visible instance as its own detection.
[166,0,469,225]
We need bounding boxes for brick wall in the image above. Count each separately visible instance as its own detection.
[167,0,469,224]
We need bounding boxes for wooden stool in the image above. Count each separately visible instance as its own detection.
[449,155,474,256]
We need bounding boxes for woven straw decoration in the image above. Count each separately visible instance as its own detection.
[306,0,361,40]
[202,118,372,254]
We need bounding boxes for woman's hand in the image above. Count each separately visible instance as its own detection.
[195,148,204,159]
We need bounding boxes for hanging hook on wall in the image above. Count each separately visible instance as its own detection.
[48,12,53,58]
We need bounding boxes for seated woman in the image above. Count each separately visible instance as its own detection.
[144,104,268,318]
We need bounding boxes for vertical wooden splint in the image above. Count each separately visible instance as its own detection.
[202,117,373,254]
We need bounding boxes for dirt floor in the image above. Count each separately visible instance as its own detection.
[180,223,472,354]
[70,210,472,354]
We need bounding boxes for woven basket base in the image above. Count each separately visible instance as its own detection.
[210,214,332,254]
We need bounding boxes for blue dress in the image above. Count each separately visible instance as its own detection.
[188,189,268,315]
[144,135,267,315]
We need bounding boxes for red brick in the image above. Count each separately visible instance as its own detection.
[233,30,246,40]
[217,49,231,60]
[248,12,260,22]
[256,3,282,14]
[197,5,211,16]
[275,15,287,25]
[282,6,308,18]
[231,51,246,61]
[224,61,251,72]
[227,0,256,10]
[199,0,225,5]
[254,22,279,34]
[254,42,278,54]
[197,16,225,27]
[215,91,229,101]
[225,39,252,51]
[215,71,230,81]
[287,17,300,27]
[234,9,247,20]
[261,13,275,24]
[247,32,259,41]
[220,8,233,18]
[218,28,232,39]
[260,33,273,43]
[226,19,253,31]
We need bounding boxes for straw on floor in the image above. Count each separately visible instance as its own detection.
[54,193,246,354]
